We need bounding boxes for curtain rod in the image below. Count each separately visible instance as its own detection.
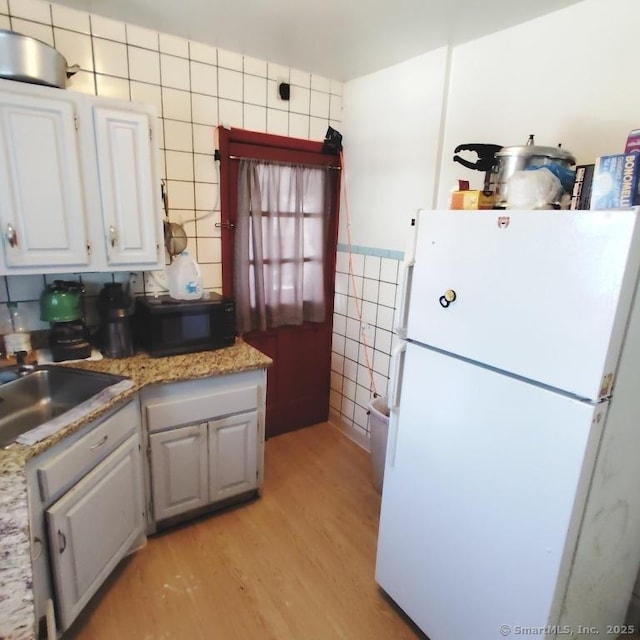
[227,154,341,170]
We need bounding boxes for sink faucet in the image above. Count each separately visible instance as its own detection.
[15,351,36,376]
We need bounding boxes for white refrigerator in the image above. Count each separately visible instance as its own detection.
[376,209,640,640]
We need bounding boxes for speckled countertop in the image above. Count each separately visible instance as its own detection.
[0,340,271,640]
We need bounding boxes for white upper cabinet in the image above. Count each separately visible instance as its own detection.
[0,90,90,269]
[0,78,164,274]
[92,106,162,267]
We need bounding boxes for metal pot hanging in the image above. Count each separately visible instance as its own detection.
[161,180,187,262]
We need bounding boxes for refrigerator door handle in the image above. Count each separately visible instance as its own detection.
[389,340,407,410]
[395,260,414,339]
[387,340,407,468]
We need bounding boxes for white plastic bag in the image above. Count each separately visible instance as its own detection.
[506,168,563,209]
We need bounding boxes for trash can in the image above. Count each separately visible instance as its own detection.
[369,396,390,492]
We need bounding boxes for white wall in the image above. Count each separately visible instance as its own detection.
[438,0,640,206]
[340,48,449,252]
[342,0,640,238]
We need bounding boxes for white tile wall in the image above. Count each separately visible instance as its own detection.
[330,249,401,448]
[0,0,343,334]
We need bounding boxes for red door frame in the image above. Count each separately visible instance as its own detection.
[217,127,342,436]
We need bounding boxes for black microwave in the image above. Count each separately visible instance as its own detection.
[134,293,236,357]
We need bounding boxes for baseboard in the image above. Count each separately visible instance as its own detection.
[328,409,370,451]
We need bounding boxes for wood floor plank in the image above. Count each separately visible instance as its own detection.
[66,422,423,639]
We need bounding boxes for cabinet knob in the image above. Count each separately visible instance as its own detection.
[109,225,118,248]
[6,223,17,248]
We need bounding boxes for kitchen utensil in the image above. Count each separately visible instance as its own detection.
[40,280,84,323]
[97,282,135,358]
[0,29,79,88]
[453,143,503,192]
[494,135,575,207]
[161,180,188,261]
[40,280,91,361]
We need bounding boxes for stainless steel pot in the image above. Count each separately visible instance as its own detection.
[0,29,79,88]
[494,135,575,207]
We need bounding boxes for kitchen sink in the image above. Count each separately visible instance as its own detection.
[0,365,128,446]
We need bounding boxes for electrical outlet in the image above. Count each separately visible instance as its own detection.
[129,272,143,294]
[144,269,168,294]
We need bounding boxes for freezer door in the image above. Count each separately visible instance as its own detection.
[406,209,640,400]
[376,343,606,640]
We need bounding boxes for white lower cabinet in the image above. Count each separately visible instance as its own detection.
[27,398,146,636]
[150,413,259,522]
[46,433,145,631]
[143,370,266,529]
[150,423,209,521]
[209,411,258,503]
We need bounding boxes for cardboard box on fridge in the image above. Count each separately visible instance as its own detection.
[590,153,640,210]
[450,189,495,210]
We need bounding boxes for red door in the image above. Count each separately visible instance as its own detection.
[218,128,341,438]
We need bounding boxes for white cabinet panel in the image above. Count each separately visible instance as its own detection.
[209,411,258,502]
[46,433,145,631]
[150,423,209,521]
[0,91,89,268]
[0,77,164,274]
[93,107,160,266]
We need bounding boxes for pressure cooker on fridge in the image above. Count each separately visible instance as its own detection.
[453,135,576,208]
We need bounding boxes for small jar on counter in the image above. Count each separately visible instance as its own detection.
[4,302,32,359]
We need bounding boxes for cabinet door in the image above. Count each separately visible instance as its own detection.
[150,423,209,522]
[209,411,259,502]
[0,91,89,268]
[92,106,160,266]
[46,433,145,632]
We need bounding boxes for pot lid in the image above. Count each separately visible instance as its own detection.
[496,135,575,163]
[496,144,575,162]
[45,280,84,293]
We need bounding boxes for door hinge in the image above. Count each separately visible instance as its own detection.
[86,242,91,254]
[149,127,152,141]
[74,114,79,130]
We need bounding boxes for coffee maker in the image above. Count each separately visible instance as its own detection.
[40,281,92,362]
[97,282,135,358]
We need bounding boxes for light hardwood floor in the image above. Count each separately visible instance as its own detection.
[67,422,424,640]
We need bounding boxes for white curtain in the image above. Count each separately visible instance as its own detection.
[235,159,331,333]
